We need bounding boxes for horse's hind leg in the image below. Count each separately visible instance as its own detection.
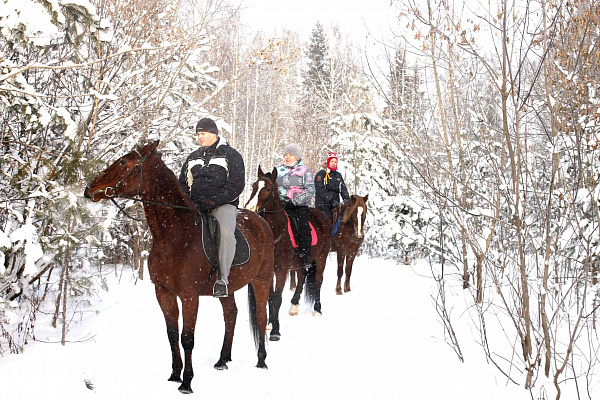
[336,251,346,295]
[249,280,270,368]
[215,295,238,370]
[155,287,183,383]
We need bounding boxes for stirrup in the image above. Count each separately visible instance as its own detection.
[213,279,228,298]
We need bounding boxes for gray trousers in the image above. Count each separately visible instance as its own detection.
[211,204,237,284]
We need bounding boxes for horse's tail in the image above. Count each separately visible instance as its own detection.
[303,263,317,309]
[247,283,261,349]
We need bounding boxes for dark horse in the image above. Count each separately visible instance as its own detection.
[245,166,331,340]
[84,141,274,394]
[332,194,368,295]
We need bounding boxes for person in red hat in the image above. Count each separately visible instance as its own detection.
[314,151,349,225]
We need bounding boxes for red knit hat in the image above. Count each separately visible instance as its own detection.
[327,152,338,171]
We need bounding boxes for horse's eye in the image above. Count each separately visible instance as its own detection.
[119,160,127,165]
[266,188,272,192]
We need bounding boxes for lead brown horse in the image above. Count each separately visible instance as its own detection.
[245,166,331,341]
[332,194,368,295]
[84,141,274,394]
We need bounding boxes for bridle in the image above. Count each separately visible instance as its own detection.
[101,149,194,220]
[252,177,287,243]
[254,178,285,215]
[341,200,366,239]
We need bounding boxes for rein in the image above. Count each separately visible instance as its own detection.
[104,149,195,221]
[254,179,287,243]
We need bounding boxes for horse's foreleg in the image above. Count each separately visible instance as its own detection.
[336,251,346,295]
[215,296,238,370]
[344,252,357,293]
[269,269,286,340]
[289,270,297,291]
[155,287,183,384]
[178,295,199,394]
[290,268,306,315]
[313,259,325,316]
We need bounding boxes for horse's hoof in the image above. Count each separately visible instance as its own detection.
[256,361,268,369]
[289,304,299,316]
[335,289,342,295]
[214,360,229,370]
[168,375,182,383]
[312,310,322,316]
[266,323,272,330]
[269,333,281,341]
[178,384,193,394]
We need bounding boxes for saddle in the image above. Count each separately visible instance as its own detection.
[196,210,251,272]
[286,213,318,248]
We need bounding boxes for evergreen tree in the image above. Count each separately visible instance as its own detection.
[297,21,332,169]
[303,21,331,99]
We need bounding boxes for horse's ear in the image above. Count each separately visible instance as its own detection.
[363,194,368,203]
[271,167,278,180]
[258,165,264,178]
[139,140,160,156]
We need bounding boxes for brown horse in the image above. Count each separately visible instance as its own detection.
[332,194,368,295]
[84,141,274,394]
[245,166,331,340]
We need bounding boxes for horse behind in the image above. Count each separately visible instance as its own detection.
[332,194,368,295]
[84,141,274,394]
[245,166,331,341]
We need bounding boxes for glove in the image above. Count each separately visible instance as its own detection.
[196,197,217,211]
[332,201,339,208]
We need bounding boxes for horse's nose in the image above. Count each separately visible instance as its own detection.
[83,185,90,199]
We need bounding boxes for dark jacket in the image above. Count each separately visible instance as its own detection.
[314,166,349,209]
[178,137,245,208]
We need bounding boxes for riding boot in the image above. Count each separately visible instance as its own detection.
[213,270,228,298]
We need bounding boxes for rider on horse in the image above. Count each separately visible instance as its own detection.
[314,151,349,224]
[178,117,245,297]
[276,143,315,270]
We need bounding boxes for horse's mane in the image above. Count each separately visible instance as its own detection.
[263,171,275,181]
[150,151,196,210]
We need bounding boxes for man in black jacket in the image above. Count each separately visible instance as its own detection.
[178,117,245,297]
[314,151,349,223]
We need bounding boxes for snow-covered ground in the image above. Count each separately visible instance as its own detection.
[0,256,584,399]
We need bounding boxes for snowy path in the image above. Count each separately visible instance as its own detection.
[1,256,531,399]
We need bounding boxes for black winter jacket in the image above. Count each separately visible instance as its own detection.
[314,167,349,209]
[178,137,245,208]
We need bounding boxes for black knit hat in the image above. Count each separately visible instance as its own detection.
[196,118,219,134]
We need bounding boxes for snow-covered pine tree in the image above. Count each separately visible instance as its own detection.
[328,111,438,262]
[297,21,332,168]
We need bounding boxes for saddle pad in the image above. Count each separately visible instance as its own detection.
[286,216,318,248]
[201,216,250,268]
[332,217,341,237]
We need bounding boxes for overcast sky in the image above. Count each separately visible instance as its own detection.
[236,0,398,44]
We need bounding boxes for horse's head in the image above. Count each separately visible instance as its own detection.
[245,165,280,213]
[84,141,160,202]
[342,194,368,239]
